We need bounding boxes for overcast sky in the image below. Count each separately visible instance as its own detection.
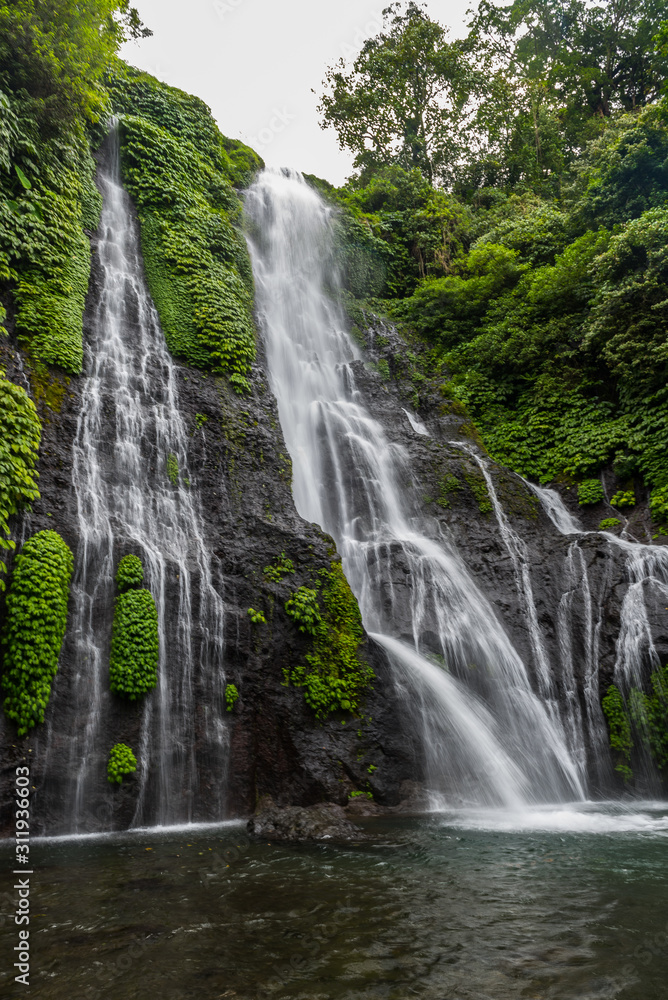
[119,0,473,186]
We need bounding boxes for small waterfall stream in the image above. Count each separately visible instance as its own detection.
[245,170,585,807]
[37,129,228,830]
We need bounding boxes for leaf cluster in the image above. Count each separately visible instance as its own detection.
[107,742,137,784]
[109,586,158,700]
[0,372,41,584]
[1,530,73,735]
[285,562,374,719]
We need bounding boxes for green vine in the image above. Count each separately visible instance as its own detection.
[225,683,238,711]
[285,587,322,635]
[263,551,295,582]
[115,554,144,592]
[285,562,374,719]
[107,67,260,387]
[602,668,668,780]
[1,530,73,735]
[0,372,41,587]
[107,743,137,784]
[577,479,604,505]
[109,573,159,700]
[0,90,99,373]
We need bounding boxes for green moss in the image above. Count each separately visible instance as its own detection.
[109,586,159,701]
[578,478,604,505]
[107,67,260,385]
[107,743,137,784]
[166,452,179,486]
[437,473,461,508]
[602,669,668,780]
[285,561,374,719]
[116,554,144,592]
[0,372,41,586]
[599,517,621,530]
[463,471,493,514]
[1,530,73,735]
[602,684,633,779]
[27,359,69,415]
[225,683,238,711]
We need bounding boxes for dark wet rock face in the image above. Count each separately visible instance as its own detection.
[247,800,364,842]
[1,200,667,834]
[0,182,422,836]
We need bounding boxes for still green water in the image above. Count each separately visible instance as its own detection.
[2,804,667,999]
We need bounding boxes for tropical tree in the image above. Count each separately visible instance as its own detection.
[318,2,470,184]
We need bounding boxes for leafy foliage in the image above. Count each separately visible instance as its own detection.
[108,67,261,385]
[285,562,374,719]
[578,479,605,505]
[247,607,266,624]
[109,585,158,700]
[166,452,179,486]
[602,684,634,779]
[609,490,635,508]
[107,742,137,784]
[115,553,143,592]
[318,2,470,184]
[263,551,295,582]
[603,667,668,779]
[0,372,41,585]
[1,530,73,735]
[0,1,150,128]
[0,89,100,372]
[599,517,621,530]
[285,587,322,636]
[225,683,238,711]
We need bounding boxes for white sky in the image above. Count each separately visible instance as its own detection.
[119,0,473,186]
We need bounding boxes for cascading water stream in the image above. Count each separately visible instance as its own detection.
[245,169,585,808]
[34,128,228,831]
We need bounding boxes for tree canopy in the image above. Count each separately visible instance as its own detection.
[318,2,471,184]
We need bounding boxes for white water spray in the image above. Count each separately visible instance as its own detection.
[245,169,585,807]
[39,128,228,830]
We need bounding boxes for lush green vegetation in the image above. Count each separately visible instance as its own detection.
[109,556,158,700]
[285,562,374,719]
[107,742,137,783]
[263,551,295,582]
[115,553,143,591]
[602,666,668,780]
[319,2,668,510]
[108,65,261,391]
[1,4,260,393]
[0,1,150,373]
[225,683,238,711]
[1,529,73,735]
[0,372,41,586]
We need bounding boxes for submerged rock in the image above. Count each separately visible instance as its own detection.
[247,800,364,842]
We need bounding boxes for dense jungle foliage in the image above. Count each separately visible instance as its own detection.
[319,1,668,528]
[0,0,260,391]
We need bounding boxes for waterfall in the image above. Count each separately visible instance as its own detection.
[35,128,227,831]
[245,169,585,808]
